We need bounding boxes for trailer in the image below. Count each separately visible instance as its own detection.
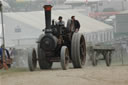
[88,45,115,66]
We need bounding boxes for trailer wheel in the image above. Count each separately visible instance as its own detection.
[92,52,98,66]
[28,48,37,71]
[38,44,53,69]
[71,33,86,68]
[61,46,69,70]
[105,52,111,66]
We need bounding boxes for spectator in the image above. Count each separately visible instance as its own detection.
[0,45,10,63]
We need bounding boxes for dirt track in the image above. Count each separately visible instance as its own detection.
[1,65,128,85]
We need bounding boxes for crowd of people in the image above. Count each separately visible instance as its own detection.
[0,45,15,68]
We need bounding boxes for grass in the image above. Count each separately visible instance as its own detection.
[0,68,29,76]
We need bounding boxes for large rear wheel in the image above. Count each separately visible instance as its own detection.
[71,33,86,68]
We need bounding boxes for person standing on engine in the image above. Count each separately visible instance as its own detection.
[70,16,80,33]
[56,16,65,26]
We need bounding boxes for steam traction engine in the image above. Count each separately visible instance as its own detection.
[28,5,86,71]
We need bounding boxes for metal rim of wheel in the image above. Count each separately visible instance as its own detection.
[38,44,53,69]
[28,48,37,71]
[61,46,69,70]
[92,52,98,66]
[80,35,86,65]
[71,33,86,68]
[105,52,111,66]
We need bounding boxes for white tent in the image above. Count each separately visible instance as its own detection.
[0,0,10,8]
[4,10,113,33]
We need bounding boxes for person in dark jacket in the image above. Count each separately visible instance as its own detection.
[66,16,80,40]
[70,16,80,32]
[0,45,10,63]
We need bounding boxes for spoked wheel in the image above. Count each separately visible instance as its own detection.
[92,52,98,66]
[105,52,112,66]
[28,48,37,71]
[38,44,53,69]
[61,46,70,70]
[71,33,86,68]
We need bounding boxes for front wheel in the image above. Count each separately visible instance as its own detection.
[105,52,112,66]
[28,48,37,71]
[60,46,70,70]
[92,52,98,66]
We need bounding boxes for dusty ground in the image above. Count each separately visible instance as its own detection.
[0,65,128,85]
